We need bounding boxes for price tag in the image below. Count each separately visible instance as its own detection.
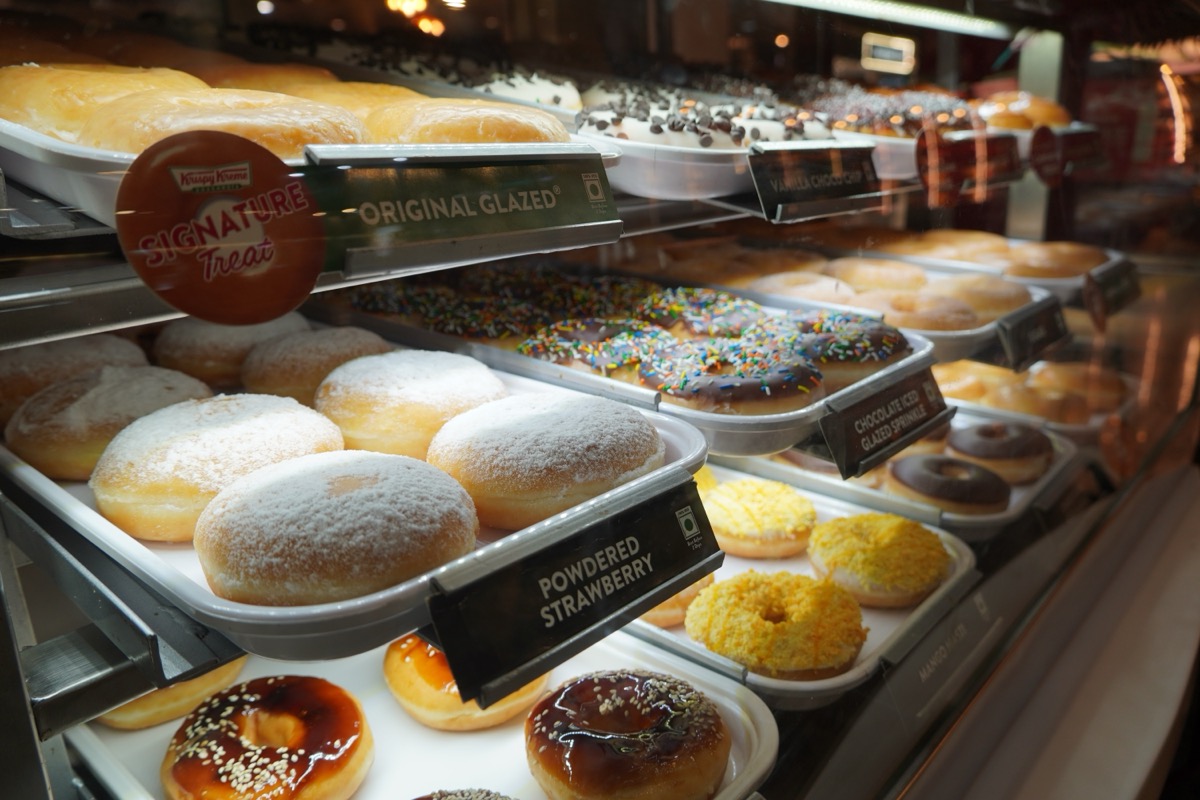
[816,367,951,479]
[881,587,1000,725]
[993,295,1071,371]
[1083,258,1141,331]
[746,140,882,222]
[426,480,721,706]
[1029,126,1063,187]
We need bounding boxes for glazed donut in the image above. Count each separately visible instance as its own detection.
[984,382,1092,424]
[745,270,858,303]
[932,359,1024,402]
[314,349,508,459]
[1027,360,1127,412]
[946,421,1054,484]
[684,570,866,680]
[383,634,547,731]
[161,675,373,800]
[426,393,665,530]
[821,257,928,292]
[4,366,212,480]
[516,318,679,383]
[891,420,951,459]
[723,247,829,287]
[884,454,1011,515]
[979,91,1071,128]
[96,656,248,730]
[188,62,339,92]
[525,669,731,800]
[0,334,148,427]
[640,573,716,627]
[195,451,477,605]
[152,313,311,390]
[240,326,393,405]
[366,97,571,144]
[852,290,981,331]
[635,286,768,339]
[700,476,816,558]
[923,274,1032,322]
[637,337,826,414]
[89,394,343,542]
[1000,241,1109,279]
[880,229,1012,261]
[745,310,912,391]
[807,513,952,608]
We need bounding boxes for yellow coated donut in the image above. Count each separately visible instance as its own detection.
[684,570,866,680]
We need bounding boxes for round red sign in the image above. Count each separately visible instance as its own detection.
[115,131,326,325]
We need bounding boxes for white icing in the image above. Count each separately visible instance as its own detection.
[241,327,392,377]
[0,334,146,380]
[89,394,343,494]
[153,313,310,362]
[475,71,583,110]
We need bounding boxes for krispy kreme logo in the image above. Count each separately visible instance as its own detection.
[170,162,253,193]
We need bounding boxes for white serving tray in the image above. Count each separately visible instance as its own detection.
[626,462,977,709]
[67,630,778,800]
[0,373,707,660]
[573,130,757,200]
[732,412,1080,541]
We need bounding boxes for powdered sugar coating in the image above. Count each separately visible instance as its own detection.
[89,394,343,495]
[7,365,212,438]
[152,312,311,384]
[316,349,507,414]
[242,327,391,377]
[194,450,477,604]
[427,393,664,490]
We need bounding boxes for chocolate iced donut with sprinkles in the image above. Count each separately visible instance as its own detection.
[635,286,768,339]
[638,336,825,414]
[516,317,679,382]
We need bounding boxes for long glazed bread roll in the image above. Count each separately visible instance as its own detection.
[0,63,208,141]
[77,87,370,158]
[365,97,571,144]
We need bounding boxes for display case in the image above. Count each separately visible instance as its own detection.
[2,1,1199,799]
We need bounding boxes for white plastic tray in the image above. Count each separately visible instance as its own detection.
[626,462,977,709]
[0,373,707,660]
[730,412,1080,541]
[67,631,778,800]
[573,130,756,200]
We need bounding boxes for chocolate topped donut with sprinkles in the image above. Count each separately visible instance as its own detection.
[636,286,768,338]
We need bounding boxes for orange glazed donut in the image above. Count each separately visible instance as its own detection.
[240,326,393,405]
[383,634,547,731]
[426,393,665,530]
[161,675,373,800]
[89,394,343,542]
[315,349,508,458]
[195,451,477,605]
[96,656,248,730]
[525,669,731,800]
[684,570,866,680]
[0,333,148,427]
[4,365,212,480]
[153,313,311,390]
[807,513,952,608]
[852,289,981,331]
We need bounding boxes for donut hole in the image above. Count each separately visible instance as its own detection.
[936,461,978,482]
[759,602,787,625]
[243,710,304,749]
[976,424,1009,441]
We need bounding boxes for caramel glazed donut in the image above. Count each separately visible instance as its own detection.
[161,675,373,800]
[525,669,732,800]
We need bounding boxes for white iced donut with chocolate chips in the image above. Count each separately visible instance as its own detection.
[472,68,582,110]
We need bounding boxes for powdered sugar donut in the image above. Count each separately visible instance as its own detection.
[194,451,477,605]
[240,326,393,405]
[89,394,343,542]
[315,349,508,458]
[4,365,213,480]
[153,312,310,390]
[426,393,666,530]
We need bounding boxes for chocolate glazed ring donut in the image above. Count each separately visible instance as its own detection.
[946,422,1054,485]
[886,454,1011,515]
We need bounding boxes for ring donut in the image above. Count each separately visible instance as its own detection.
[946,421,1054,484]
[635,286,767,338]
[161,675,373,800]
[852,289,981,331]
[884,454,1011,514]
[525,669,731,800]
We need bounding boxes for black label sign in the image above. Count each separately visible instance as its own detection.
[1059,127,1106,169]
[818,368,950,478]
[426,480,721,706]
[994,295,1071,370]
[1083,258,1141,331]
[747,141,881,222]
